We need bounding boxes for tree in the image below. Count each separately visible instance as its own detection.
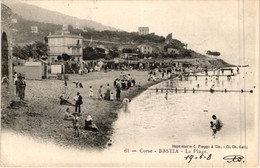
[12,41,48,60]
[62,53,71,61]
[206,50,221,56]
[57,55,62,60]
[34,41,48,59]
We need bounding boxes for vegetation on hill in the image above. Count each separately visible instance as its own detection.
[2,0,118,31]
[206,50,221,56]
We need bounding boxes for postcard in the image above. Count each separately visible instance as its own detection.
[1,0,259,167]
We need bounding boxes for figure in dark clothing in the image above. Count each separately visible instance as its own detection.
[64,74,69,86]
[132,79,136,86]
[84,114,98,132]
[121,81,126,90]
[127,80,131,88]
[18,73,22,80]
[116,87,121,101]
[60,96,75,106]
[210,115,223,136]
[73,81,79,88]
[19,77,26,100]
[74,92,83,113]
[79,82,83,88]
[205,68,208,76]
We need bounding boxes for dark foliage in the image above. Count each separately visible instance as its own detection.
[13,41,48,60]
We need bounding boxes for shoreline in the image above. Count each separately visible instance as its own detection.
[1,63,237,150]
[1,70,166,150]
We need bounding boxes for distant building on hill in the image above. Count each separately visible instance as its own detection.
[166,33,172,40]
[166,33,172,44]
[47,27,83,63]
[138,44,153,54]
[62,24,69,31]
[138,27,149,35]
[31,26,38,33]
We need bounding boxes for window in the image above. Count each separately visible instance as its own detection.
[77,40,79,45]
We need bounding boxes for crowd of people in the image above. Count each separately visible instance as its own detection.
[58,72,136,137]
[8,64,231,139]
[113,72,136,90]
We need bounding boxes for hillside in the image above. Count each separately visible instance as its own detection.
[2,0,118,31]
[2,3,233,67]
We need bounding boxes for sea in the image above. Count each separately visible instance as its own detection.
[107,66,258,166]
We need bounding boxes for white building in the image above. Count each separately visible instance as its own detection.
[31,26,38,33]
[138,44,153,54]
[138,27,149,35]
[47,30,83,63]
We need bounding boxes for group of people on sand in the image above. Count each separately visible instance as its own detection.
[97,84,117,101]
[59,74,134,137]
[2,72,27,101]
[60,91,99,137]
[63,107,98,137]
[13,72,27,101]
[60,91,131,137]
[114,72,136,90]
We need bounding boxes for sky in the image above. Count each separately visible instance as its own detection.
[21,0,259,65]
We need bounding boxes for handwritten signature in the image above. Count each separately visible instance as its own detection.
[223,155,244,163]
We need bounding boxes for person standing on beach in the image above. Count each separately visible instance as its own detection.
[13,72,18,84]
[110,92,114,101]
[122,98,131,112]
[72,113,80,137]
[74,92,83,113]
[105,84,111,100]
[89,86,94,98]
[19,77,26,100]
[116,87,121,101]
[210,115,223,136]
[98,85,103,100]
[15,76,20,97]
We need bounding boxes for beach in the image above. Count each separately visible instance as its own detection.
[1,70,164,150]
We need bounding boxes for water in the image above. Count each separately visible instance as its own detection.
[109,67,258,164]
[1,67,257,166]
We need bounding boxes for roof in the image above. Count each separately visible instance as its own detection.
[48,31,83,39]
[24,62,42,66]
[138,44,152,48]
[39,59,48,64]
[50,62,64,65]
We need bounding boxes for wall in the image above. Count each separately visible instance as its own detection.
[140,45,153,54]
[48,36,82,57]
[14,66,42,80]
[51,64,62,74]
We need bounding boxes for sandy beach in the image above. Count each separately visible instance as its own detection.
[1,70,164,149]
